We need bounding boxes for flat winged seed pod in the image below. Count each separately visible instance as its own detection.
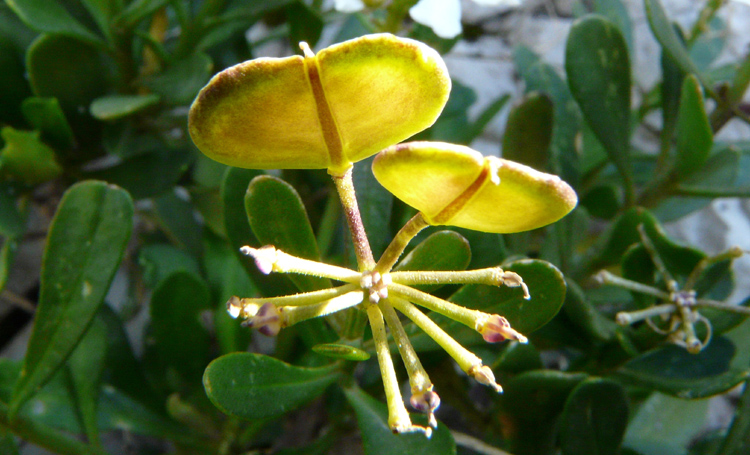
[188,34,451,176]
[372,142,578,233]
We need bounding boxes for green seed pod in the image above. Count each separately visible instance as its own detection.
[188,34,451,176]
[372,142,578,233]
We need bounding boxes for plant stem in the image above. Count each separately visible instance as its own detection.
[241,246,360,282]
[594,270,671,300]
[365,304,414,432]
[389,283,481,330]
[389,297,481,374]
[375,213,429,274]
[332,169,376,271]
[283,292,364,326]
[380,302,432,393]
[696,299,750,315]
[616,304,675,325]
[0,401,105,455]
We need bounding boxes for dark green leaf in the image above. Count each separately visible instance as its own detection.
[500,370,588,422]
[150,272,211,381]
[644,0,708,88]
[0,36,30,125]
[26,34,109,157]
[6,0,104,47]
[492,341,543,375]
[502,92,553,170]
[0,237,18,293]
[286,1,323,48]
[203,352,340,419]
[0,430,19,455]
[566,15,632,188]
[674,75,712,177]
[115,0,169,27]
[0,184,25,238]
[343,386,456,455]
[90,94,160,121]
[154,189,203,254]
[616,336,749,399]
[21,97,76,151]
[138,243,201,289]
[0,127,62,185]
[563,280,617,342]
[515,48,581,186]
[355,155,393,259]
[560,378,628,455]
[142,53,212,105]
[246,175,329,292]
[222,167,296,297]
[407,259,566,351]
[394,230,471,292]
[202,231,255,354]
[87,147,193,199]
[98,304,163,412]
[689,17,725,72]
[580,184,621,220]
[312,343,370,361]
[585,207,656,271]
[79,0,118,43]
[660,25,686,155]
[67,317,107,446]
[592,0,634,54]
[9,181,133,417]
[715,374,750,455]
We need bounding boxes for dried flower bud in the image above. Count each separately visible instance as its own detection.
[468,364,502,393]
[410,389,440,428]
[244,302,282,336]
[477,314,528,344]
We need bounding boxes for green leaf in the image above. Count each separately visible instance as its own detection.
[492,341,543,375]
[6,0,104,47]
[67,317,107,446]
[202,231,255,354]
[142,53,212,105]
[566,15,632,190]
[394,230,471,292]
[138,243,201,289]
[312,343,370,361]
[203,352,340,420]
[655,148,740,221]
[623,392,709,455]
[9,181,133,418]
[715,375,750,455]
[0,126,62,185]
[562,280,617,342]
[343,386,456,455]
[644,0,708,89]
[98,304,163,412]
[79,0,118,43]
[0,184,25,238]
[0,36,30,125]
[87,148,193,199]
[407,259,566,351]
[580,184,621,220]
[514,47,581,186]
[115,0,169,28]
[616,336,750,399]
[21,97,76,151]
[355,155,393,258]
[560,378,629,455]
[500,370,588,422]
[154,189,203,254]
[286,1,323,48]
[0,430,19,455]
[245,175,329,292]
[660,25,686,155]
[90,94,160,121]
[222,167,296,297]
[150,272,211,381]
[592,0,633,54]
[502,92,553,170]
[26,34,108,156]
[674,75,712,177]
[689,17,725,72]
[0,237,18,294]
[585,207,656,271]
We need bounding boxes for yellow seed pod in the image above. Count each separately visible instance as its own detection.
[188,34,451,176]
[372,142,578,233]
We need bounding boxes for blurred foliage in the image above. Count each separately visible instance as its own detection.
[1,0,750,454]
